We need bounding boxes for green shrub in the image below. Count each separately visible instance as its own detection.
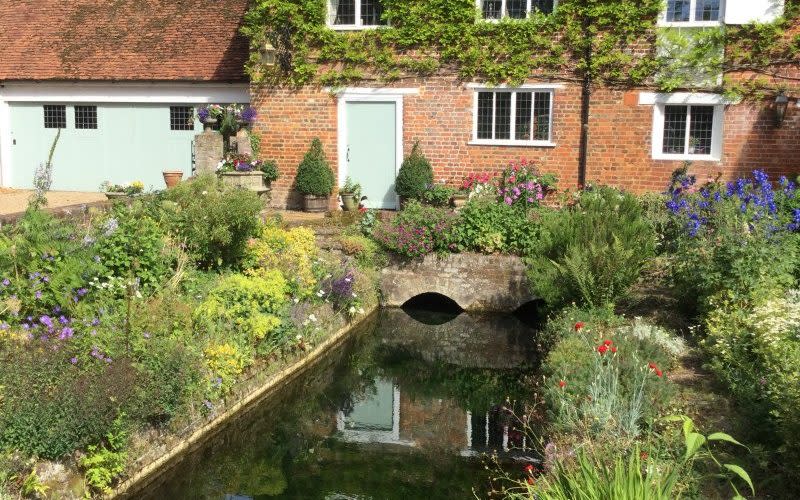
[450,198,545,255]
[194,272,290,355]
[80,415,127,495]
[294,138,334,196]
[421,183,455,207]
[339,233,383,267]
[394,142,433,200]
[163,174,263,269]
[0,348,137,459]
[703,289,800,458]
[527,186,655,309]
[372,200,457,257]
[94,204,173,293]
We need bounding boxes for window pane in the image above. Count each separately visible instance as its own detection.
[332,0,356,25]
[665,0,690,22]
[688,106,714,155]
[477,92,493,140]
[507,0,527,19]
[695,0,720,21]
[495,92,511,140]
[533,92,551,140]
[482,0,502,19]
[43,105,66,129]
[533,0,554,14]
[74,106,97,129]
[170,106,195,131]
[662,105,688,154]
[361,0,385,26]
[515,92,532,140]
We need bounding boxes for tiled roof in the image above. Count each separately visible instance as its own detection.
[0,0,250,82]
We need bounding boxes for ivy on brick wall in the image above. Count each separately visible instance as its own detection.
[241,0,799,95]
[241,0,662,87]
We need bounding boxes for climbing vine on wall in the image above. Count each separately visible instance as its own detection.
[241,0,663,87]
[241,0,799,95]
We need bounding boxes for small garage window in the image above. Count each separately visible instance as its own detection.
[170,106,195,131]
[75,106,98,129]
[43,105,66,129]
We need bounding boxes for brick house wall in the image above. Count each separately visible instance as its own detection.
[253,75,800,209]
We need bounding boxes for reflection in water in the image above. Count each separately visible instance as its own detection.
[139,309,541,500]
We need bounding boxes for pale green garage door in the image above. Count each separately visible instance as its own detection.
[9,103,200,191]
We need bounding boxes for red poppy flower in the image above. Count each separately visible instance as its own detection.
[611,347,617,353]
[574,322,585,331]
[527,477,535,485]
[524,464,535,473]
[597,345,608,354]
[648,362,657,370]
[655,369,663,377]
[640,451,649,460]
[603,339,612,346]
[558,380,566,389]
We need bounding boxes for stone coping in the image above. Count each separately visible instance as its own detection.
[111,306,379,499]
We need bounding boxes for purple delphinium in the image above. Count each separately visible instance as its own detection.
[1,278,9,286]
[331,270,355,299]
[234,161,254,172]
[197,106,210,122]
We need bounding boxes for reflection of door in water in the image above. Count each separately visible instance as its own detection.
[344,378,394,431]
[345,101,397,209]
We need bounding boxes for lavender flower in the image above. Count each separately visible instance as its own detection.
[240,106,257,123]
[104,218,119,236]
[1,278,9,286]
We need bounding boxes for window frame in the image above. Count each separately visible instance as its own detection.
[650,100,724,161]
[659,0,725,27]
[476,0,557,21]
[43,105,67,129]
[74,105,98,130]
[327,0,387,30]
[169,106,196,131]
[470,86,556,147]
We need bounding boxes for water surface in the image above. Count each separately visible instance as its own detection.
[142,308,541,499]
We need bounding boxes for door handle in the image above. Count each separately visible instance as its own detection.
[346,145,350,162]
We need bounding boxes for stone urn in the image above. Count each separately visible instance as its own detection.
[219,171,271,198]
[450,192,469,210]
[340,192,358,211]
[202,118,218,131]
[162,171,184,189]
[302,194,329,213]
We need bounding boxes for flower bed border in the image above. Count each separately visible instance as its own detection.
[111,306,379,499]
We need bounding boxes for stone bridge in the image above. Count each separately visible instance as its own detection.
[380,253,536,312]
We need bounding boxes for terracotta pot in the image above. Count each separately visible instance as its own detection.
[303,194,329,213]
[340,192,358,211]
[162,171,184,189]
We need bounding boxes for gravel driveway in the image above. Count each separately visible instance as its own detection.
[0,189,106,215]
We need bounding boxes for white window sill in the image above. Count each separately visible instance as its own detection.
[327,24,384,31]
[657,20,723,28]
[469,139,556,147]
[652,153,720,161]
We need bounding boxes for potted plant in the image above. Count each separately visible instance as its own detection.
[216,153,271,197]
[198,104,224,131]
[421,181,455,208]
[395,142,433,209]
[162,170,184,189]
[339,176,362,211]
[101,181,144,199]
[295,138,334,213]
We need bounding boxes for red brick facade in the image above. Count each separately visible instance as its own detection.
[252,76,800,209]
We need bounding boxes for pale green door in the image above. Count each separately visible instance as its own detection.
[9,103,198,191]
[345,101,397,209]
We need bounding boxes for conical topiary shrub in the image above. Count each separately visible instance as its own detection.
[395,142,433,201]
[295,138,335,212]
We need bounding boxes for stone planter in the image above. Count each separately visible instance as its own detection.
[104,192,129,200]
[450,193,469,210]
[162,171,184,189]
[302,194,329,213]
[219,171,271,199]
[340,192,358,211]
[202,118,218,131]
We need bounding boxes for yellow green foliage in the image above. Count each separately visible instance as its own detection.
[194,272,287,345]
[244,224,318,298]
[204,342,247,392]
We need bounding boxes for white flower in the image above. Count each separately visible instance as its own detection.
[348,306,356,314]
[309,314,317,323]
[325,274,332,279]
[202,190,208,195]
[316,290,325,298]
[293,297,300,304]
[352,293,357,298]
[358,307,365,315]
[302,320,309,327]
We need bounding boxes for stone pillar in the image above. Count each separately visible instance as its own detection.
[235,128,253,156]
[194,130,223,175]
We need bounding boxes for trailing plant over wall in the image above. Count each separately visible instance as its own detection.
[241,0,664,87]
[242,0,798,95]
